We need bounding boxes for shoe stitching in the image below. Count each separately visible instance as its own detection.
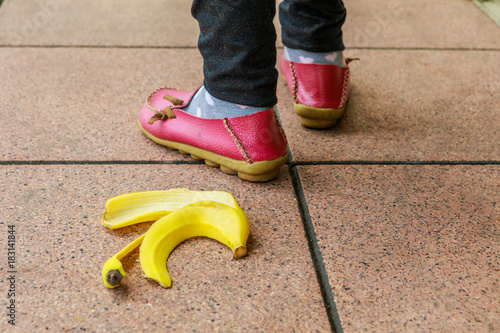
[223,119,254,164]
[146,87,179,112]
[290,61,350,110]
[146,87,184,124]
[338,69,350,109]
[275,117,288,145]
[289,62,298,103]
[145,88,280,164]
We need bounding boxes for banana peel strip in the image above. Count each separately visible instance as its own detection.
[102,234,145,288]
[101,189,248,288]
[101,188,241,229]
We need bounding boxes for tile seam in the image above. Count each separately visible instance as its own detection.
[1,160,498,166]
[0,45,198,49]
[291,160,500,166]
[0,160,204,165]
[289,166,343,333]
[0,45,499,51]
[345,46,500,51]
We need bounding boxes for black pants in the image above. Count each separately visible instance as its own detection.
[191,0,346,107]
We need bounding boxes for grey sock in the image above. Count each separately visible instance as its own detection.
[284,46,345,67]
[182,86,269,119]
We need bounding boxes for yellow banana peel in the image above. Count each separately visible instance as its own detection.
[139,201,249,288]
[101,189,249,289]
[101,188,241,229]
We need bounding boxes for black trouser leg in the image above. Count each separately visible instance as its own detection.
[191,0,347,107]
[279,0,347,52]
[192,0,278,107]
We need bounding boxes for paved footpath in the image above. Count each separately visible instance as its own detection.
[0,0,499,332]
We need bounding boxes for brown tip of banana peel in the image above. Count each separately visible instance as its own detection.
[106,269,124,287]
[233,246,247,259]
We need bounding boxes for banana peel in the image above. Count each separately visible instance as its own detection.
[101,189,249,289]
[140,201,249,288]
[101,188,241,229]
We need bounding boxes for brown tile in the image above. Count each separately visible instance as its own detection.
[2,46,499,165]
[0,164,330,331]
[0,47,205,161]
[0,0,283,48]
[0,0,199,46]
[3,0,498,50]
[343,0,500,49]
[278,49,500,162]
[298,165,500,332]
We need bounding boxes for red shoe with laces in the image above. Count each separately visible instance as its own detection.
[138,87,288,182]
[279,54,355,129]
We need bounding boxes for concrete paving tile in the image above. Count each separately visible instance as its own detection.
[342,0,500,49]
[0,47,205,161]
[0,0,283,47]
[279,49,500,162]
[2,0,499,50]
[2,47,498,164]
[0,164,330,332]
[0,0,199,46]
[298,165,500,332]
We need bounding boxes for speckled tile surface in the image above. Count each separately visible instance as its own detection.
[2,0,499,50]
[0,0,199,46]
[1,0,499,332]
[0,48,205,161]
[279,49,500,162]
[298,165,500,332]
[342,0,500,49]
[0,0,282,47]
[0,164,330,332]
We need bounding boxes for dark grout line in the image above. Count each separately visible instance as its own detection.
[0,44,499,52]
[2,160,498,166]
[344,46,500,52]
[289,166,343,333]
[291,160,500,166]
[0,160,204,165]
[0,44,198,49]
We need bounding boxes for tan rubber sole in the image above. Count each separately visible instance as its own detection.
[294,102,346,129]
[138,122,288,182]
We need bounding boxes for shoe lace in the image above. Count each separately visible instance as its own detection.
[146,88,184,124]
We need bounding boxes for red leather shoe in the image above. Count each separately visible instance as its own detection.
[279,54,353,129]
[138,87,288,182]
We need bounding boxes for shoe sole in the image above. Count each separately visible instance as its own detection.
[138,122,288,182]
[294,102,347,129]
